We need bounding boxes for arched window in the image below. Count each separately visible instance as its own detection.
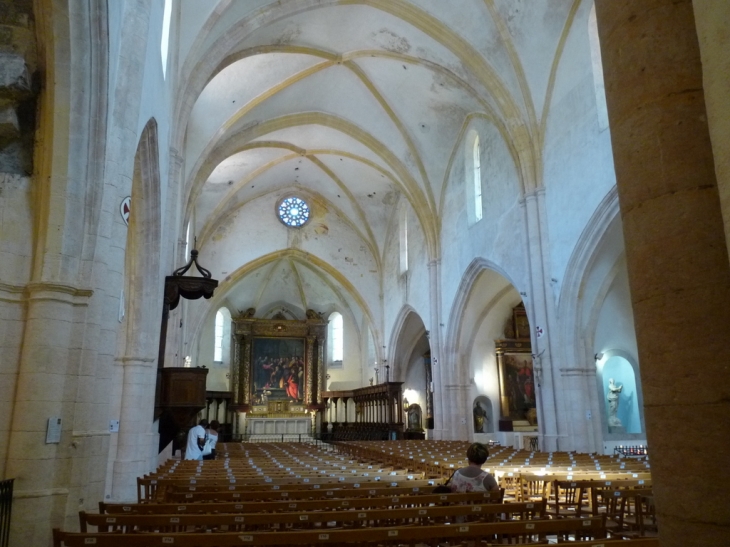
[329,312,344,364]
[160,0,173,78]
[473,135,483,221]
[399,208,408,274]
[214,310,224,362]
[465,130,483,225]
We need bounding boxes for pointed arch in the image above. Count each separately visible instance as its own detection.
[388,305,429,382]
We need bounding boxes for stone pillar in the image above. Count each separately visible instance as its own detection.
[111,357,156,501]
[595,1,730,544]
[0,0,38,480]
[520,189,564,452]
[427,259,444,440]
[5,284,92,544]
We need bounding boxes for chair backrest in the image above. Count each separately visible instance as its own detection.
[80,500,544,533]
[101,489,505,515]
[55,516,606,546]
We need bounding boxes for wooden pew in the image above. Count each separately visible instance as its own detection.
[139,473,431,502]
[55,516,607,546]
[80,499,545,533]
[100,490,506,515]
[160,482,461,504]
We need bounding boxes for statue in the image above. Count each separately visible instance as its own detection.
[473,400,489,433]
[607,378,623,427]
[306,309,322,320]
[406,405,422,431]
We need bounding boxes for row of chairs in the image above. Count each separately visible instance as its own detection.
[53,440,659,546]
[56,519,659,546]
[332,440,650,481]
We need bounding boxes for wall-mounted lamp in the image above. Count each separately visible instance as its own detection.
[594,352,604,362]
[403,397,410,411]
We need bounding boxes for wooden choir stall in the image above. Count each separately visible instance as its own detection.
[321,382,405,441]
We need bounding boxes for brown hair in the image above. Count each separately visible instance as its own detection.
[466,442,489,465]
[209,420,220,432]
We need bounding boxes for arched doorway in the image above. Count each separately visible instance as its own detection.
[390,308,432,437]
[443,260,526,443]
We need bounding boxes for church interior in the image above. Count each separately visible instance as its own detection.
[1,1,729,545]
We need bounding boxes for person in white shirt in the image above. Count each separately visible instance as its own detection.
[184,419,208,460]
[203,420,220,460]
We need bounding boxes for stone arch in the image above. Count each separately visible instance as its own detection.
[111,117,163,500]
[187,248,383,367]
[388,306,428,380]
[388,306,431,432]
[122,118,163,348]
[441,258,522,440]
[557,186,641,452]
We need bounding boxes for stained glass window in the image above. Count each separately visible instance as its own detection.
[278,196,310,227]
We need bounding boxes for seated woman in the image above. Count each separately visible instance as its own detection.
[449,442,499,492]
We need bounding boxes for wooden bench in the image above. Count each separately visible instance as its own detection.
[81,500,544,533]
[101,490,506,515]
[159,482,463,504]
[55,515,607,546]
[139,474,432,502]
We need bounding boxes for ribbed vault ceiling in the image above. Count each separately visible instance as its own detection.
[177,0,581,338]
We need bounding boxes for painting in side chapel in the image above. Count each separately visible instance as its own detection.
[252,337,306,404]
[502,353,536,416]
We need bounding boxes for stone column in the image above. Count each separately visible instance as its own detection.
[111,357,156,501]
[520,189,564,452]
[427,259,444,439]
[5,284,92,544]
[595,1,730,544]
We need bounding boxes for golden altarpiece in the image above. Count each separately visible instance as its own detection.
[231,309,327,437]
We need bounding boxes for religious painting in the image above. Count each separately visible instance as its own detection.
[496,345,536,421]
[251,337,306,404]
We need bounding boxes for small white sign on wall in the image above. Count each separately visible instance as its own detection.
[109,420,120,432]
[46,417,62,444]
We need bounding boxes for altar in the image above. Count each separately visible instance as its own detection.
[246,417,311,437]
[243,400,313,439]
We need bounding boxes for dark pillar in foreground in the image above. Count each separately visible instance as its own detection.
[595,1,730,544]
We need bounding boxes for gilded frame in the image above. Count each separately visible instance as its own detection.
[495,340,535,420]
[231,310,327,412]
